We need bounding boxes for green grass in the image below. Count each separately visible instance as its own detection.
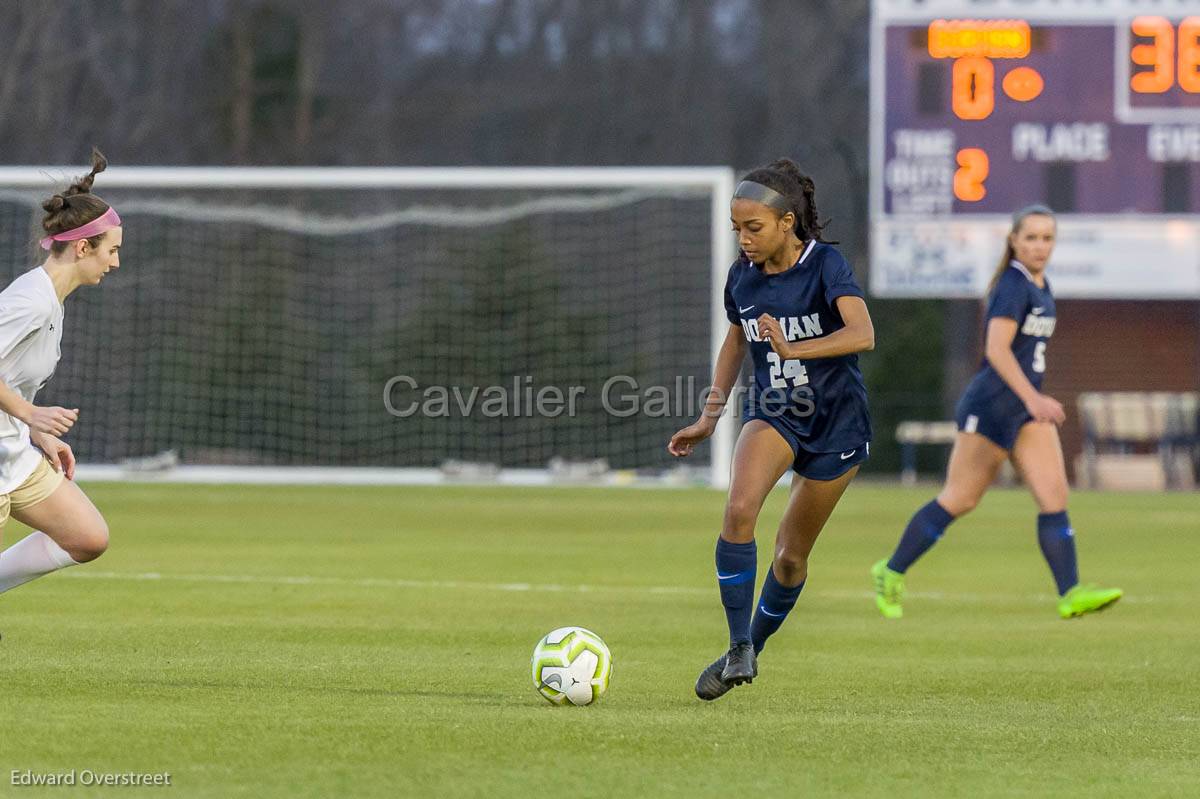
[2,482,1198,798]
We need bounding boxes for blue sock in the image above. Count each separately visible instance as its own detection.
[887,500,955,573]
[715,537,757,646]
[1037,511,1078,596]
[750,567,805,654]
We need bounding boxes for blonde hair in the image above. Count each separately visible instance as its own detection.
[986,204,1055,295]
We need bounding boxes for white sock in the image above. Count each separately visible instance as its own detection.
[0,531,79,595]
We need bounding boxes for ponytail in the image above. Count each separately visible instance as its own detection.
[986,240,1017,296]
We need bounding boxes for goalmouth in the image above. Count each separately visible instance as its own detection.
[0,166,738,489]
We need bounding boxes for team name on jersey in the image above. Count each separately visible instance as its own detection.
[1021,312,1056,337]
[740,314,822,343]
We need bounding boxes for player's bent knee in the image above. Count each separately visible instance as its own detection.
[938,492,978,517]
[1037,491,1069,515]
[773,549,808,581]
[723,496,762,537]
[67,520,109,563]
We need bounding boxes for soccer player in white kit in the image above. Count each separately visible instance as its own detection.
[0,150,119,598]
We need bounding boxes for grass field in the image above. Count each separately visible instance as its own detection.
[2,481,1198,798]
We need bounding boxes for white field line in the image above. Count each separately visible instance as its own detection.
[59,570,1156,604]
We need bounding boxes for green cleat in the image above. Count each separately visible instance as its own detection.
[1057,583,1123,619]
[871,559,905,619]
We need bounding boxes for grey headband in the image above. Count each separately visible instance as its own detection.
[1012,203,1054,226]
[733,180,792,213]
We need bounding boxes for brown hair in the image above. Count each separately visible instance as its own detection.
[986,203,1055,295]
[41,148,111,256]
[739,158,837,245]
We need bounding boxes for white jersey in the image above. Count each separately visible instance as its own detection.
[0,268,64,493]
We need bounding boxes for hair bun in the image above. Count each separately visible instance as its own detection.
[768,158,803,177]
[65,147,108,197]
[41,194,68,214]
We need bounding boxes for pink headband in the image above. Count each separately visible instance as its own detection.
[39,206,122,251]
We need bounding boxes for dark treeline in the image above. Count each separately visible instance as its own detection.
[1,0,945,471]
[0,0,869,257]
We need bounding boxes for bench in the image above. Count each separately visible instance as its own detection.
[895,421,959,485]
[1076,392,1199,491]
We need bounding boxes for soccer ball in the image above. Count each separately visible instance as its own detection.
[530,626,612,706]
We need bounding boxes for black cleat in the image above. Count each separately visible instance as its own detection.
[694,655,731,701]
[720,642,757,686]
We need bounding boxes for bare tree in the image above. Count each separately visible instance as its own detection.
[0,0,871,257]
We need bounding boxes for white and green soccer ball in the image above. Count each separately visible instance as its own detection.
[531,626,612,706]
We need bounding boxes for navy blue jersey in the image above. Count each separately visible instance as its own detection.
[967,261,1056,401]
[723,241,871,453]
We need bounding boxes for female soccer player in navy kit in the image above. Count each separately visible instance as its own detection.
[668,159,875,701]
[0,150,116,598]
[872,205,1121,620]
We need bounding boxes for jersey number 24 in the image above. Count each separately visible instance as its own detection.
[767,352,809,388]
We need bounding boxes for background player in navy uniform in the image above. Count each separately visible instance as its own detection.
[872,205,1122,620]
[668,159,876,701]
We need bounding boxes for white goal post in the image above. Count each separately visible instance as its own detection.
[0,166,738,488]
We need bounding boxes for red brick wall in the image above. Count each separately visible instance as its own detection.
[1042,300,1200,478]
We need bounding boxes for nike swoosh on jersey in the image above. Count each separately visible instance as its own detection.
[739,305,755,313]
[839,450,856,460]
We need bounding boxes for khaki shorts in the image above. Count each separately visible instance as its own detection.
[1,457,65,529]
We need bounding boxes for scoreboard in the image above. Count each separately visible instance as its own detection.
[870,0,1200,298]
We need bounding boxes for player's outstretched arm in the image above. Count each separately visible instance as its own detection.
[759,295,875,361]
[668,324,746,457]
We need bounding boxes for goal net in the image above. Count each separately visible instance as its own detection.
[0,167,737,486]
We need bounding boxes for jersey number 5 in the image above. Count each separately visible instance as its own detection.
[767,352,809,388]
[1033,341,1046,373]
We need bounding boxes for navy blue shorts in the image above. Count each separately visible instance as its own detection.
[747,415,869,480]
[954,393,1033,451]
